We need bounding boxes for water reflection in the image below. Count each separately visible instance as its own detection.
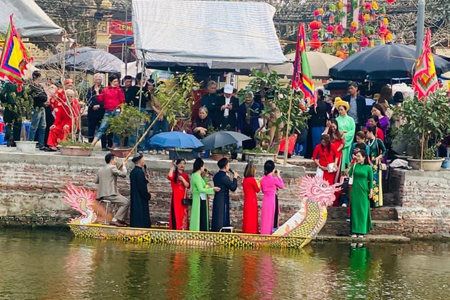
[1,230,450,300]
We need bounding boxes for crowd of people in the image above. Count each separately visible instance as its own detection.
[96,152,285,235]
[308,82,402,238]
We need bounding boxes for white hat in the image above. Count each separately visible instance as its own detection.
[224,84,234,94]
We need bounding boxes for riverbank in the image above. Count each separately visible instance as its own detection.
[0,147,449,240]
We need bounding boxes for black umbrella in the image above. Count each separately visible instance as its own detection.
[329,44,450,81]
[200,131,251,150]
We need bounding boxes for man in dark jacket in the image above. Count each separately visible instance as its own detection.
[211,158,239,232]
[28,71,48,150]
[342,82,368,130]
[130,154,151,228]
[0,81,22,146]
[217,84,239,131]
[86,73,107,150]
[201,80,221,129]
[238,91,260,151]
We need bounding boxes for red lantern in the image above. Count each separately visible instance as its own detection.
[386,0,395,3]
[310,38,322,50]
[360,37,370,47]
[309,20,322,30]
[378,25,387,38]
[327,25,334,33]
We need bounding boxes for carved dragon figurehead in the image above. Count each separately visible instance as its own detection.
[62,184,98,225]
[299,175,342,207]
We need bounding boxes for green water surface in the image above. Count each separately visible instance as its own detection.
[0,229,449,300]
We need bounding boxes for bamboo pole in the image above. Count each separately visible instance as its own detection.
[119,93,174,169]
[420,131,425,171]
[283,89,294,166]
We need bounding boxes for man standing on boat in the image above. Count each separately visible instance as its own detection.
[211,158,239,232]
[129,154,151,228]
[96,153,129,227]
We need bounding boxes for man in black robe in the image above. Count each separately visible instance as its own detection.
[130,154,151,228]
[211,158,239,232]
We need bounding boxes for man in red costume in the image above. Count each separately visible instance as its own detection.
[47,89,80,151]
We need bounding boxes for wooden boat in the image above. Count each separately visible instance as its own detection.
[65,176,340,249]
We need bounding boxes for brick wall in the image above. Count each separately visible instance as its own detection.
[389,169,450,238]
[0,152,306,228]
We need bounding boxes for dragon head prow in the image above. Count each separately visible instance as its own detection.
[62,184,97,224]
[299,175,342,207]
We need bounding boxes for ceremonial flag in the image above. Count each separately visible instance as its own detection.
[292,23,315,105]
[0,14,33,91]
[413,28,438,100]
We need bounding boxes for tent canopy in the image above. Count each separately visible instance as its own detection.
[0,0,62,38]
[132,0,286,70]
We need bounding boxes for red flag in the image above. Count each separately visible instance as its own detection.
[413,28,438,100]
[292,23,315,105]
[0,14,33,91]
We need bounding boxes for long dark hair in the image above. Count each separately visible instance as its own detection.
[358,149,370,165]
[321,134,331,152]
[173,159,186,183]
[369,115,380,128]
[373,103,386,116]
[329,119,342,141]
[193,158,204,174]
[378,85,392,105]
[263,160,275,175]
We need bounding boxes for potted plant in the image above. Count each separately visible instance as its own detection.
[2,83,36,152]
[211,147,232,161]
[242,70,310,162]
[59,139,93,156]
[107,104,148,158]
[393,91,450,171]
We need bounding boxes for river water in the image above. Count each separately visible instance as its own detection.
[0,229,449,300]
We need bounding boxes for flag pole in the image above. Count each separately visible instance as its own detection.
[283,88,294,166]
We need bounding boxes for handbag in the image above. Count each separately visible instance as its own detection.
[316,167,324,178]
[182,189,192,206]
[376,140,388,171]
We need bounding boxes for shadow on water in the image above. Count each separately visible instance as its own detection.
[0,228,450,300]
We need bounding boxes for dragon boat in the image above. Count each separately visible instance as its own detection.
[64,176,340,249]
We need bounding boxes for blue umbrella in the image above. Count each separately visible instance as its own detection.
[149,132,203,149]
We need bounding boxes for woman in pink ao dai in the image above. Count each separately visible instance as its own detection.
[260,160,285,235]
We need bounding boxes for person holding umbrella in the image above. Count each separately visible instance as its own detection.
[211,158,239,232]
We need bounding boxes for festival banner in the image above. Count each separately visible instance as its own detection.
[0,15,33,92]
[109,20,133,36]
[292,23,315,105]
[413,28,438,100]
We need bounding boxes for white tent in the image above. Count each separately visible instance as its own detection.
[132,0,286,69]
[0,0,62,38]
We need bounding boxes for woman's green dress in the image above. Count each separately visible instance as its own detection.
[189,172,215,231]
[349,163,374,235]
[367,138,386,207]
[336,115,356,171]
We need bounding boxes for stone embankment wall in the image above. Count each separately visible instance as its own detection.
[0,152,306,228]
[389,169,450,238]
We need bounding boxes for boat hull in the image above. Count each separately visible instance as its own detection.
[69,224,313,249]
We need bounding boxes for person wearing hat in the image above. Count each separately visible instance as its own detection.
[211,158,239,232]
[95,153,129,227]
[129,153,151,228]
[217,84,239,131]
[237,91,260,152]
[342,82,369,131]
[335,97,356,172]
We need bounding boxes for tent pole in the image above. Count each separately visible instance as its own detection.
[124,2,129,75]
[283,89,294,166]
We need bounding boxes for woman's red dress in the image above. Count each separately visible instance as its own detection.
[47,99,80,148]
[168,172,190,230]
[312,143,339,185]
[242,177,260,234]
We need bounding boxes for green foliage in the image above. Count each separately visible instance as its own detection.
[243,70,310,152]
[393,91,450,159]
[58,139,94,150]
[2,85,33,121]
[107,104,148,147]
[154,69,199,128]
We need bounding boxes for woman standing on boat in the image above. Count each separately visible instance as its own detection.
[168,159,190,230]
[189,158,220,231]
[242,162,260,234]
[260,160,285,235]
[349,150,373,238]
